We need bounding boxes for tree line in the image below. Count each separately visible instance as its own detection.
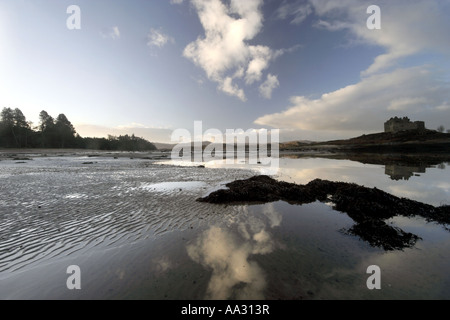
[0,107,157,151]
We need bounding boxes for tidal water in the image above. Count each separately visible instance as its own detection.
[0,154,449,299]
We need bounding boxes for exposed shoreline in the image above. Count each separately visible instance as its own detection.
[0,148,170,161]
[1,151,449,299]
[2,148,449,252]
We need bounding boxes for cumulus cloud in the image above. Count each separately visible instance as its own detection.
[259,74,279,99]
[219,77,246,101]
[183,0,282,101]
[307,0,450,75]
[274,1,450,75]
[147,28,174,48]
[245,46,273,85]
[255,66,450,133]
[100,26,120,40]
[257,0,450,139]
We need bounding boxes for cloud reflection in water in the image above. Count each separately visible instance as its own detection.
[187,203,281,300]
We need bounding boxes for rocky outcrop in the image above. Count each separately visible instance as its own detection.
[197,176,450,250]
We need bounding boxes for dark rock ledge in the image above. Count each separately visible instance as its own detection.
[197,175,450,251]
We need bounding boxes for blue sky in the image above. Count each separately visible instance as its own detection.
[1,0,449,143]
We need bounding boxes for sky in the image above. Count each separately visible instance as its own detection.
[0,0,449,143]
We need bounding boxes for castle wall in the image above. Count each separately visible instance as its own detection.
[384,119,425,133]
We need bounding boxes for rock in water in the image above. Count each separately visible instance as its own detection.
[197,175,449,250]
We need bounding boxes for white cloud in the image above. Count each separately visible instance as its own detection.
[100,26,120,40]
[255,66,450,133]
[307,0,450,75]
[275,0,312,25]
[436,102,450,112]
[183,0,282,101]
[259,74,279,99]
[219,77,246,102]
[314,19,351,32]
[387,97,428,112]
[147,28,174,48]
[245,46,273,85]
[170,0,184,4]
[257,0,450,140]
[276,1,450,75]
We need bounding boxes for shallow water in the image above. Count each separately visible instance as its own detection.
[0,154,449,299]
[275,157,450,207]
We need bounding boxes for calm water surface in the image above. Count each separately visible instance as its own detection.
[0,155,449,299]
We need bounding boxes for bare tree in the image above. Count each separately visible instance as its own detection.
[437,125,445,133]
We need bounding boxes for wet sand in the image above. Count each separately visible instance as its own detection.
[1,150,449,300]
[0,151,254,295]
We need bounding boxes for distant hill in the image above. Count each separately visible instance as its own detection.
[153,142,176,151]
[281,129,450,154]
[153,141,212,151]
[153,130,450,154]
[322,129,449,145]
[279,140,315,150]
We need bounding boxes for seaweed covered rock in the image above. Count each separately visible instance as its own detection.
[347,220,420,251]
[198,175,316,204]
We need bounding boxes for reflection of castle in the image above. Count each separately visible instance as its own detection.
[385,164,426,180]
[384,117,425,133]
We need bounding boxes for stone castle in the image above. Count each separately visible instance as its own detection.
[384,117,425,133]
